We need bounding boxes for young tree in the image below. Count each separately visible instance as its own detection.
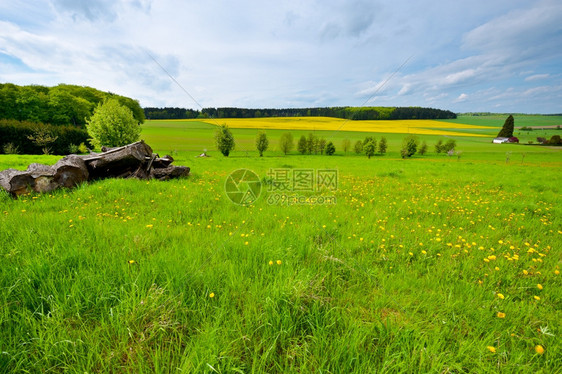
[318,138,327,154]
[353,140,363,154]
[215,124,235,156]
[443,139,456,153]
[255,130,269,157]
[378,137,387,155]
[435,139,444,153]
[497,115,515,138]
[297,135,307,154]
[86,98,140,148]
[279,132,294,155]
[364,140,376,159]
[307,133,317,154]
[325,141,336,155]
[27,125,58,155]
[418,141,428,155]
[363,136,374,146]
[401,135,419,158]
[342,138,351,154]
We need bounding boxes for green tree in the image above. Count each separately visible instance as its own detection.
[215,124,235,156]
[378,137,387,154]
[364,140,376,159]
[27,125,58,155]
[297,135,307,154]
[418,141,428,155]
[443,139,456,153]
[342,138,351,154]
[325,141,336,155]
[307,133,317,154]
[401,135,419,158]
[86,98,141,148]
[255,130,269,157]
[497,115,515,138]
[435,139,444,153]
[318,138,327,154]
[279,132,294,155]
[353,140,363,154]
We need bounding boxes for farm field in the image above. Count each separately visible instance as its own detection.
[1,117,561,373]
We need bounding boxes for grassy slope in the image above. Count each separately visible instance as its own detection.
[1,118,561,373]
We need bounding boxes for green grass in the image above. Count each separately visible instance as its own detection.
[1,119,561,372]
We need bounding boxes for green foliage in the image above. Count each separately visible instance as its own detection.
[67,143,80,154]
[378,137,387,155]
[2,142,19,154]
[0,83,144,126]
[548,135,561,145]
[364,140,376,159]
[306,133,317,154]
[255,131,269,157]
[325,141,336,155]
[214,124,235,156]
[297,135,307,154]
[435,139,444,153]
[418,141,428,156]
[27,125,59,155]
[497,115,515,138]
[401,135,419,158]
[78,142,89,154]
[342,138,351,154]
[279,133,294,155]
[353,140,363,154]
[86,99,141,148]
[317,138,327,155]
[443,139,456,153]
[0,119,89,155]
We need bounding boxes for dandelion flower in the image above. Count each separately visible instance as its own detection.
[276,260,282,265]
[523,270,528,275]
[128,260,135,264]
[535,345,545,355]
[497,293,505,299]
[555,270,560,275]
[268,260,273,266]
[209,293,215,298]
[537,284,543,290]
[495,266,500,271]
[534,296,540,301]
[487,346,496,353]
[497,312,506,318]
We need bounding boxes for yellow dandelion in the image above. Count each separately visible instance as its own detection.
[421,250,427,255]
[495,266,500,271]
[146,224,153,228]
[487,346,496,353]
[535,345,545,355]
[497,293,505,299]
[276,260,282,265]
[128,260,135,265]
[408,252,414,256]
[268,260,273,266]
[537,284,543,290]
[555,270,560,275]
[523,270,528,275]
[497,312,506,318]
[534,296,540,301]
[209,293,215,298]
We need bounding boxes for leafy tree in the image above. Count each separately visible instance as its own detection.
[497,115,515,138]
[378,137,387,154]
[86,98,140,148]
[443,139,456,153]
[364,140,376,159]
[318,138,327,154]
[342,138,351,154]
[435,139,444,153]
[255,130,269,157]
[214,124,235,156]
[279,132,294,155]
[353,140,363,154]
[307,133,317,154]
[363,136,374,146]
[401,135,419,158]
[325,141,336,155]
[418,141,428,155]
[297,135,307,154]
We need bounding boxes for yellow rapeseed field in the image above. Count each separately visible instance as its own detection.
[199,117,493,136]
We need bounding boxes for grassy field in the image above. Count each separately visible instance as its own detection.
[1,116,561,373]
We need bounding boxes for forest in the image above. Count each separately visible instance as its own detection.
[144,106,457,120]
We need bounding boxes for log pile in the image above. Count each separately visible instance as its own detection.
[0,141,190,196]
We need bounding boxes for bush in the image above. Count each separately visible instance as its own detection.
[364,140,376,159]
[401,135,419,158]
[2,143,19,154]
[215,124,235,156]
[548,135,561,145]
[442,139,456,153]
[353,140,363,154]
[279,133,294,155]
[86,98,141,148]
[435,139,444,153]
[297,135,307,154]
[325,141,336,155]
[78,142,89,154]
[418,141,428,155]
[378,137,387,155]
[68,143,80,154]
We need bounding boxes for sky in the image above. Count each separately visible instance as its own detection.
[1,0,561,113]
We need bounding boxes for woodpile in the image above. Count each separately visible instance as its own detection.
[0,141,190,196]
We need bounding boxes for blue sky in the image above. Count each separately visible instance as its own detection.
[1,0,561,113]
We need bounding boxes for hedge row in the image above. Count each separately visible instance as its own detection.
[0,119,90,155]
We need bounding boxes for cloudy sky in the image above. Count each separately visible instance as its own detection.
[1,0,561,113]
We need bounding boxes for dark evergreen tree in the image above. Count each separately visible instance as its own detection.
[497,115,515,138]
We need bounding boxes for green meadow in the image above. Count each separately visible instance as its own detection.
[1,116,561,373]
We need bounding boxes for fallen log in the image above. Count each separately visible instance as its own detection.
[0,141,190,196]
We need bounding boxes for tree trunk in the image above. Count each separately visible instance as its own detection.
[150,166,191,181]
[84,141,153,180]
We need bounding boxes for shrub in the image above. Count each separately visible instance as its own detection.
[364,140,376,159]
[325,141,336,155]
[215,124,235,156]
[418,141,428,155]
[86,98,141,148]
[435,139,444,153]
[342,139,351,154]
[378,137,387,155]
[78,142,89,154]
[443,139,456,153]
[68,143,80,154]
[548,135,561,145]
[279,133,294,155]
[297,135,307,154]
[353,140,363,154]
[401,135,419,158]
[2,143,19,154]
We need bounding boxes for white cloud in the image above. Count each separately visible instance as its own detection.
[455,93,468,102]
[525,74,550,82]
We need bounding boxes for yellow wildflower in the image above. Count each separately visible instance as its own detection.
[497,293,504,299]
[487,346,496,353]
[535,345,545,355]
[497,312,506,318]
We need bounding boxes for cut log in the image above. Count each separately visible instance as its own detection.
[0,169,35,196]
[152,155,174,169]
[149,166,190,181]
[53,155,89,189]
[85,141,153,180]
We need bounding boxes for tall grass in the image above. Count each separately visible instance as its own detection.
[0,152,560,373]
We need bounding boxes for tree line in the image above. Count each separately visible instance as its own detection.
[0,83,145,127]
[145,106,456,120]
